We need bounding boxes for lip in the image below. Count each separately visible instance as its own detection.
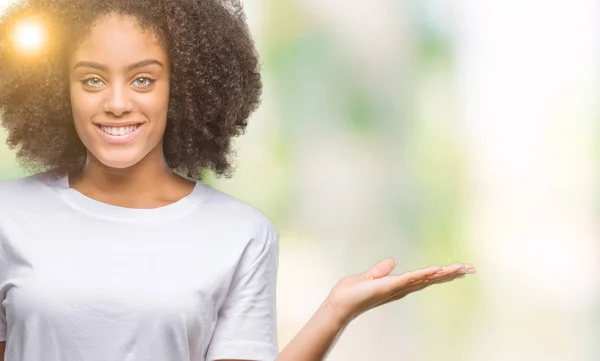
[94,121,143,127]
[94,123,145,144]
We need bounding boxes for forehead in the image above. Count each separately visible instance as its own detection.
[69,14,167,68]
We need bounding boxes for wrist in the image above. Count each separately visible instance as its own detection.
[319,297,353,330]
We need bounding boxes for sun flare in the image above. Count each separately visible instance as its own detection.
[11,17,48,55]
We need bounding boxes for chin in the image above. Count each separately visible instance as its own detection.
[90,149,147,170]
[99,160,140,169]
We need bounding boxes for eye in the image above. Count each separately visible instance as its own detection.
[132,77,155,88]
[82,77,105,88]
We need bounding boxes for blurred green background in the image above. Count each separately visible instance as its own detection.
[1,0,599,360]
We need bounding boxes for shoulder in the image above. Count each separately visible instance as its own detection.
[0,170,61,204]
[196,183,279,245]
[0,170,64,231]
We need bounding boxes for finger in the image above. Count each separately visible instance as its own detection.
[395,277,461,300]
[365,257,398,280]
[395,270,462,292]
[395,267,471,298]
[412,271,466,290]
[428,263,471,279]
[463,263,476,274]
[445,263,469,273]
[361,264,471,313]
[367,271,467,311]
[369,263,472,305]
[375,265,443,291]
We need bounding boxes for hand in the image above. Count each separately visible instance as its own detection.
[323,258,476,325]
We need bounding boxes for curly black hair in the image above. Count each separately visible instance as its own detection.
[0,0,262,181]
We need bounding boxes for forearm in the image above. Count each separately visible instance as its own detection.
[276,301,348,361]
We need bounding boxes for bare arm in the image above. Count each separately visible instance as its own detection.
[275,260,474,361]
[0,341,5,361]
[276,301,346,361]
[216,260,474,361]
[215,303,344,361]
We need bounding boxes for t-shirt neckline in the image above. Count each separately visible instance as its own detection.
[54,174,204,223]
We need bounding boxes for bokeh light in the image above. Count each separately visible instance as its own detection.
[10,17,48,56]
[1,0,599,360]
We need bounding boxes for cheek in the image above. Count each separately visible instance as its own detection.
[69,86,95,122]
[141,88,170,127]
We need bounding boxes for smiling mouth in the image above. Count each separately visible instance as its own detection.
[96,124,143,136]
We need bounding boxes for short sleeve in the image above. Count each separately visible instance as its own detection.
[206,225,279,361]
[0,300,5,342]
[0,237,7,342]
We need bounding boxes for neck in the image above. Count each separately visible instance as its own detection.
[70,143,177,195]
[66,143,196,209]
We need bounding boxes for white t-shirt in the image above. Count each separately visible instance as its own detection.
[0,171,279,361]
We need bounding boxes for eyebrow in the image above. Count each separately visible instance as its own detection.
[72,59,164,72]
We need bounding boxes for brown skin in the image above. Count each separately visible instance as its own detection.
[0,4,477,361]
[67,14,194,207]
[2,13,250,361]
[276,260,475,361]
[0,0,261,182]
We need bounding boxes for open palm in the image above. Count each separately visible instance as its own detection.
[324,258,476,323]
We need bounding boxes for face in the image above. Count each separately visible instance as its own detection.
[69,14,170,170]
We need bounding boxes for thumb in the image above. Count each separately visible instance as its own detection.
[365,257,397,280]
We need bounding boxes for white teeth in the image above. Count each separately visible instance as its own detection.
[100,124,140,136]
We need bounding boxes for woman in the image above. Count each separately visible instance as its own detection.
[0,0,475,360]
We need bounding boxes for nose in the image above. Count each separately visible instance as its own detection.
[103,83,133,117]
